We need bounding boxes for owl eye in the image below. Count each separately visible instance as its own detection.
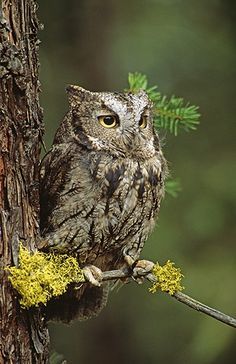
[98,115,118,128]
[139,114,148,129]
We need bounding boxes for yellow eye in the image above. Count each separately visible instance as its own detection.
[98,115,118,128]
[139,115,148,129]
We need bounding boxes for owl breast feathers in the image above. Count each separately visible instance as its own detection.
[40,85,167,322]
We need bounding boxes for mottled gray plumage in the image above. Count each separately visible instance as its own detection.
[40,85,167,322]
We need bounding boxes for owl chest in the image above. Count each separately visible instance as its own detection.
[88,158,163,247]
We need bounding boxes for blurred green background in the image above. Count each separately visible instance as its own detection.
[38,0,236,363]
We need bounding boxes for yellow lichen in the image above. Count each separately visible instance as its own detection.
[149,260,184,295]
[7,244,84,308]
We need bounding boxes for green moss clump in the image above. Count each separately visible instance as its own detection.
[7,244,84,308]
[149,260,184,295]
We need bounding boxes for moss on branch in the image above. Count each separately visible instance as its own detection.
[6,245,184,309]
[7,244,84,308]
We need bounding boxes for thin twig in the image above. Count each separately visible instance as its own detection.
[173,291,236,329]
[98,267,236,329]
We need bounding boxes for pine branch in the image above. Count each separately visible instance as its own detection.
[99,267,236,329]
[127,72,200,136]
[165,178,182,198]
[154,97,200,136]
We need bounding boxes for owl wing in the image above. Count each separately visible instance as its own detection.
[40,142,75,234]
[40,143,111,323]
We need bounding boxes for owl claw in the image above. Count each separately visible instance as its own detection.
[132,259,155,279]
[123,253,135,267]
[83,265,103,287]
[123,250,154,284]
[132,260,155,284]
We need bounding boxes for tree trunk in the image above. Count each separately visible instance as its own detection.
[0,0,49,362]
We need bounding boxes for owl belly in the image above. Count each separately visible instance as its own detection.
[46,157,164,268]
[82,157,163,265]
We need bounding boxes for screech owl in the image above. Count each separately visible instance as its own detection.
[40,85,167,322]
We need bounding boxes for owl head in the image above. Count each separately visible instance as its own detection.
[54,85,160,160]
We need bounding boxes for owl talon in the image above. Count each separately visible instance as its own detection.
[131,260,155,284]
[83,265,103,287]
[123,249,155,283]
[123,253,135,268]
[132,259,155,277]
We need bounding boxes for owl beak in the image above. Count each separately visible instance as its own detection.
[120,126,139,150]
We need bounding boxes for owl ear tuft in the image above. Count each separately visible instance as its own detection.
[66,85,93,105]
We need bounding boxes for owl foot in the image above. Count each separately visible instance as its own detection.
[132,259,155,283]
[83,265,103,287]
[123,251,154,284]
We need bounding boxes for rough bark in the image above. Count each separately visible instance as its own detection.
[0,0,49,362]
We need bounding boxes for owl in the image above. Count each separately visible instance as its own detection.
[40,85,167,322]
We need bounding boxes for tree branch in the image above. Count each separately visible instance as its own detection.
[99,267,236,329]
[173,291,236,329]
[8,245,235,329]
